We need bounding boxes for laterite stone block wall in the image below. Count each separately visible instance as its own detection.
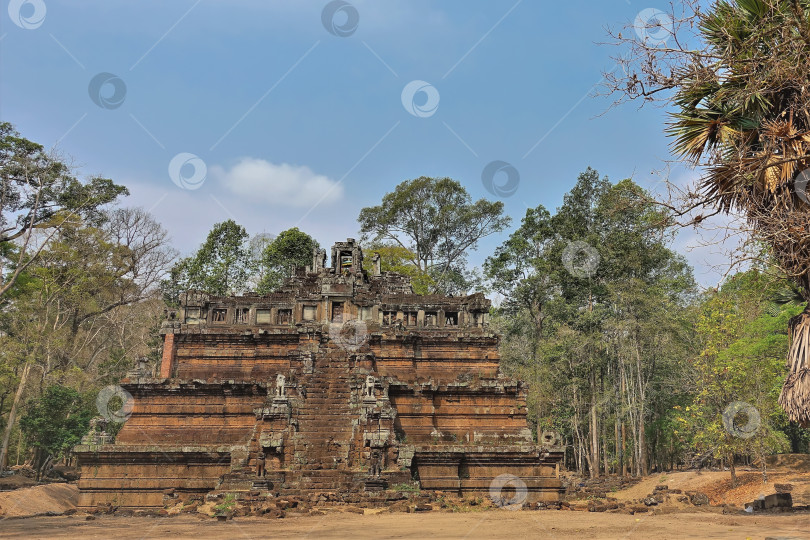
[75,239,564,508]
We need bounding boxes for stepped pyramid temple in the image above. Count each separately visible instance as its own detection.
[74,239,564,508]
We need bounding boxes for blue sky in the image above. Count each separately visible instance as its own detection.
[1,0,723,287]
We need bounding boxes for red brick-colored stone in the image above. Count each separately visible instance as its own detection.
[75,239,563,508]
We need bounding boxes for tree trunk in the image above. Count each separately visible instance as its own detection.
[589,369,600,478]
[619,369,627,477]
[779,309,810,426]
[602,417,610,475]
[614,416,621,477]
[634,345,648,476]
[573,386,591,475]
[0,362,32,472]
[15,425,22,466]
[638,412,648,475]
[729,456,737,487]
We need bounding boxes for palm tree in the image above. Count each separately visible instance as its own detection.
[666,0,810,425]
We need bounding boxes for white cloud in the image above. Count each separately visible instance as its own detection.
[213,158,344,208]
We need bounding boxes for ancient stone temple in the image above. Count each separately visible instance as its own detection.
[74,239,564,508]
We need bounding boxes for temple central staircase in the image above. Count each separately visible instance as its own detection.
[285,345,361,493]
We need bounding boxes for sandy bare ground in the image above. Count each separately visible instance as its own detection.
[1,511,808,540]
[608,468,810,507]
[0,483,77,519]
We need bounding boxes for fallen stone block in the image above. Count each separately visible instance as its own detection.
[689,492,709,506]
[763,492,792,509]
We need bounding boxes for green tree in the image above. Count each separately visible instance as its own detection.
[0,122,128,298]
[679,270,793,485]
[358,176,510,294]
[361,243,434,295]
[487,169,696,477]
[255,228,319,294]
[165,220,253,298]
[247,232,276,291]
[19,385,93,478]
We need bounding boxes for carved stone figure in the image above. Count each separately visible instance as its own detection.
[370,449,382,477]
[275,374,286,398]
[256,451,266,477]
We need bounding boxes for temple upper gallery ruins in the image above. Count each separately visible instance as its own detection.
[75,239,564,508]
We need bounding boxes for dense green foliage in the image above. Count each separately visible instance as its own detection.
[19,385,93,475]
[360,244,435,295]
[358,176,510,294]
[0,122,128,299]
[677,271,799,482]
[165,219,253,299]
[488,168,808,481]
[164,225,321,299]
[255,228,320,294]
[487,169,698,476]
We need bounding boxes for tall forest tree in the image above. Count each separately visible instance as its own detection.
[487,169,696,477]
[361,243,435,295]
[679,269,793,485]
[0,209,173,471]
[19,385,94,478]
[255,228,319,294]
[358,176,510,294]
[165,219,253,299]
[0,122,127,298]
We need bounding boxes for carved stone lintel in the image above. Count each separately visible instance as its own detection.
[364,429,390,448]
[259,431,284,449]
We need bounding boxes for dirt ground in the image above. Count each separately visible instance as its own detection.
[1,511,808,540]
[2,462,810,538]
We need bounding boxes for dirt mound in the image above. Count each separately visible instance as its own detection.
[0,483,78,519]
[763,453,810,472]
[609,467,810,508]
